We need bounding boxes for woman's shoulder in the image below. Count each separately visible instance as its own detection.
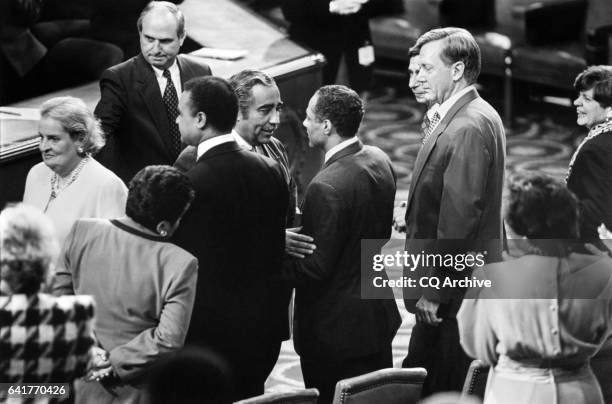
[84,158,127,188]
[26,162,51,181]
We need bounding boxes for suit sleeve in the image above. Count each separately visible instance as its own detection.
[109,257,198,382]
[52,222,79,296]
[282,181,347,283]
[424,125,491,303]
[94,68,126,142]
[575,145,612,233]
[281,0,334,24]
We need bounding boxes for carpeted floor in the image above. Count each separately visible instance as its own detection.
[264,79,585,393]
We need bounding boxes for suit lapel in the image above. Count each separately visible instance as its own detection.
[406,88,479,212]
[136,54,174,160]
[322,140,363,170]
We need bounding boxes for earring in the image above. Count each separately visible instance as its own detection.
[159,229,168,237]
[77,146,84,155]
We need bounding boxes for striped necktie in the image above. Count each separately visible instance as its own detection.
[422,111,440,144]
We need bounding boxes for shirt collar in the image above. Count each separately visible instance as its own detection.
[196,133,235,160]
[436,85,475,121]
[151,59,179,80]
[324,136,359,163]
[232,129,254,151]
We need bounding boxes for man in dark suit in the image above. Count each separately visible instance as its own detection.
[281,0,402,93]
[172,76,290,401]
[402,27,506,396]
[94,1,211,184]
[283,85,401,404]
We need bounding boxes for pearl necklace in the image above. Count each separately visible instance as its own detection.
[44,156,90,212]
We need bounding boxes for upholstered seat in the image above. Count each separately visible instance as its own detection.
[461,359,490,400]
[331,367,427,404]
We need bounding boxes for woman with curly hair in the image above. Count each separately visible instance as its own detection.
[458,172,612,404]
[53,165,197,403]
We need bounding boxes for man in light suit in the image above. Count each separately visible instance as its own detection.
[402,27,506,396]
[283,85,401,404]
[94,1,211,184]
[172,76,290,401]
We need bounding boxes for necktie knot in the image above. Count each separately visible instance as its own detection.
[163,69,171,79]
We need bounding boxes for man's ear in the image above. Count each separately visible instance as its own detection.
[196,111,207,129]
[179,32,186,47]
[452,61,466,82]
[323,119,333,136]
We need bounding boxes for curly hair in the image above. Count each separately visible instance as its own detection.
[126,166,195,233]
[40,96,105,155]
[573,65,612,108]
[506,172,579,240]
[313,85,364,138]
[0,204,58,294]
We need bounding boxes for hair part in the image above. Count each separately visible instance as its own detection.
[0,203,58,294]
[137,1,186,38]
[409,27,481,84]
[574,65,612,108]
[229,69,276,118]
[313,85,364,138]
[183,76,238,134]
[40,96,105,155]
[126,165,195,233]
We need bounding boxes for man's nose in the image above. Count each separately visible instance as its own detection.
[270,108,280,125]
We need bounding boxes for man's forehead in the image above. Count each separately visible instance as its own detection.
[250,84,281,106]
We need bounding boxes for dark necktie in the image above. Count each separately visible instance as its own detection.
[162,69,181,157]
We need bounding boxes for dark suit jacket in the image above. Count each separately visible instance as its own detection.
[404,88,506,317]
[173,140,290,350]
[566,126,612,242]
[282,0,401,52]
[283,140,401,361]
[94,53,211,183]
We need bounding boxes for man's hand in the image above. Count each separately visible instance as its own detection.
[415,296,442,325]
[286,227,316,258]
[329,0,368,15]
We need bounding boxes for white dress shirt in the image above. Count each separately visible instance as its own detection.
[196,134,235,160]
[151,60,181,95]
[324,136,359,164]
[429,85,475,133]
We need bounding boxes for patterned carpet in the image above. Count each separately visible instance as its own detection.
[264,83,584,393]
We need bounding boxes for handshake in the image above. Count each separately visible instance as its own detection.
[329,0,370,15]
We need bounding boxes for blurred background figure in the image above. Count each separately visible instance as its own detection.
[53,165,197,403]
[459,172,612,404]
[567,65,612,251]
[281,0,402,93]
[0,203,95,388]
[22,96,127,249]
[147,346,233,404]
[0,0,123,104]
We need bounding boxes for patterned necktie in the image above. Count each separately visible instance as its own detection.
[162,69,181,157]
[422,111,440,144]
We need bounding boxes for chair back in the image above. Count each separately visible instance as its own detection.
[332,367,427,404]
[461,359,490,400]
[235,388,319,404]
